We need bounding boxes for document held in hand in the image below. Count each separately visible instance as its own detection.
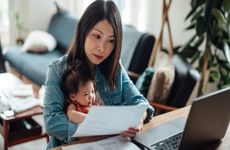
[72,104,148,137]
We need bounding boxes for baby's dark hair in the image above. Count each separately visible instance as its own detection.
[61,61,94,97]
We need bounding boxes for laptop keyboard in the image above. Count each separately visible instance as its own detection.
[150,132,183,150]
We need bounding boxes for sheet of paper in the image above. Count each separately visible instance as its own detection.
[62,142,103,150]
[62,135,141,150]
[72,104,148,137]
[96,135,141,150]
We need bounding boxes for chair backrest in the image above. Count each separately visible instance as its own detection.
[166,54,200,108]
[128,33,155,74]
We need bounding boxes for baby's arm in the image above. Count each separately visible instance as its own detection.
[67,104,87,123]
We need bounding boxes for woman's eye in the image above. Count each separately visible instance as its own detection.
[94,35,100,39]
[108,40,115,43]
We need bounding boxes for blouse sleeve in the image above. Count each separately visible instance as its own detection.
[43,63,78,143]
[120,62,155,123]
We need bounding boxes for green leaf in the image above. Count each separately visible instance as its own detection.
[227,12,230,34]
[209,70,221,82]
[221,84,230,89]
[204,0,215,25]
[191,0,206,9]
[194,34,205,48]
[223,42,230,64]
[196,66,202,72]
[185,8,197,20]
[223,0,230,12]
[178,35,196,53]
[173,46,181,54]
[204,0,223,26]
[206,28,214,43]
[185,23,196,30]
[196,16,206,36]
[217,57,230,70]
[225,72,230,84]
[191,0,200,9]
[212,8,227,25]
[191,8,204,22]
[190,51,201,64]
[179,46,198,58]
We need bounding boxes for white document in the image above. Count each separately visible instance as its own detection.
[13,84,34,98]
[72,104,148,137]
[62,135,141,150]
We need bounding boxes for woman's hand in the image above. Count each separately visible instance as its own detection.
[120,119,143,137]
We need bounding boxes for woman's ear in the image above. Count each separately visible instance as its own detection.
[69,93,76,101]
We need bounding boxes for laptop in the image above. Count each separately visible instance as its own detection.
[132,87,230,150]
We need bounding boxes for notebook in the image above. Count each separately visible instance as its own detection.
[132,87,230,150]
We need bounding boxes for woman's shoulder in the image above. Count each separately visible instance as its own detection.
[50,55,68,67]
[47,55,68,79]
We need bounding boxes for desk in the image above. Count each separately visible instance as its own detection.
[51,106,230,150]
[0,73,49,150]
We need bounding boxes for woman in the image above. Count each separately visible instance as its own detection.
[43,0,154,149]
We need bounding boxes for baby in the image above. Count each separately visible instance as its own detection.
[61,61,99,124]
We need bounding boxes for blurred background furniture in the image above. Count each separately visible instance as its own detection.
[129,54,200,115]
[2,10,155,91]
[0,73,49,150]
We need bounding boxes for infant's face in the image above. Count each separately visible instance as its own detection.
[73,81,95,107]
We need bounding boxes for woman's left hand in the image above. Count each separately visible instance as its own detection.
[120,119,143,137]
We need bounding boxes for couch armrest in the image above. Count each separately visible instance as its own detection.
[126,71,141,79]
[148,101,178,113]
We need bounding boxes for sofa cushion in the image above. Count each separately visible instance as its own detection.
[147,51,175,114]
[48,13,79,52]
[3,46,63,86]
[135,66,154,97]
[20,30,57,53]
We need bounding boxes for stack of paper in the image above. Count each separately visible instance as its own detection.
[13,84,34,98]
[62,135,141,150]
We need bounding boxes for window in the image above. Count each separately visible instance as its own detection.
[0,0,10,46]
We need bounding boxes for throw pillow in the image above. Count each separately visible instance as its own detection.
[147,50,175,115]
[135,67,154,97]
[20,30,57,53]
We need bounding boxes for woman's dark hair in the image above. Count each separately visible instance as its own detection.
[61,61,94,97]
[66,0,122,90]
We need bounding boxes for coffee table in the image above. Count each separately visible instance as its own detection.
[0,73,49,150]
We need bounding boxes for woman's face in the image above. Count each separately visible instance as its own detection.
[84,19,116,68]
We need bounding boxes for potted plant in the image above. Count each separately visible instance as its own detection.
[12,10,27,45]
[174,0,230,96]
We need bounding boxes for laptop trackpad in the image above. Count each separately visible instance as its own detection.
[133,118,186,148]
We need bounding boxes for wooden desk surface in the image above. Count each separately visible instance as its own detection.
[50,106,230,150]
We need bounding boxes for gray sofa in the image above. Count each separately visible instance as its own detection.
[3,12,155,87]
